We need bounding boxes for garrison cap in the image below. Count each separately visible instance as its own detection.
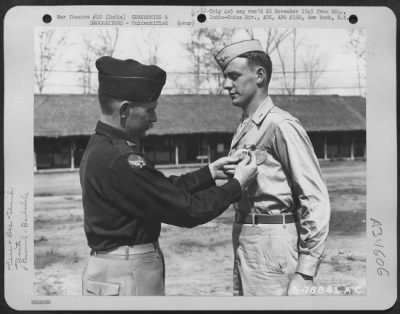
[96,56,166,102]
[214,40,264,70]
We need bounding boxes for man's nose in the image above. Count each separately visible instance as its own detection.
[223,78,232,90]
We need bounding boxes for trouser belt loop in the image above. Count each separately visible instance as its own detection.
[282,213,286,229]
[251,212,256,226]
[125,247,129,260]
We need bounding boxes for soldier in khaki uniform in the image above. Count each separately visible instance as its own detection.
[214,40,331,296]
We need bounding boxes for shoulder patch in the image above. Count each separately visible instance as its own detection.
[127,154,147,169]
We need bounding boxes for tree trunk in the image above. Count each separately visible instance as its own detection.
[292,29,297,95]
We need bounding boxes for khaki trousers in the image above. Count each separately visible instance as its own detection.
[232,222,299,296]
[82,243,165,296]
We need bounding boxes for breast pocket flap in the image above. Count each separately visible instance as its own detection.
[255,150,268,165]
[86,279,120,296]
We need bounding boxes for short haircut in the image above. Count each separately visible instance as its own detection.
[239,51,272,88]
[98,90,125,115]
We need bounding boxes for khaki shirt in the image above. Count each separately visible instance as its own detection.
[230,96,331,277]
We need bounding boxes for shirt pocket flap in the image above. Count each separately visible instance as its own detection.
[255,150,268,165]
[86,279,120,296]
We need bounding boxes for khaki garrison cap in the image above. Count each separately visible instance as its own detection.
[213,40,264,70]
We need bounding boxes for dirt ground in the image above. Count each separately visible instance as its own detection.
[34,160,366,296]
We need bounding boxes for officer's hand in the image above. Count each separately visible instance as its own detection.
[209,155,241,180]
[287,273,314,296]
[223,149,249,176]
[231,149,251,161]
[233,151,258,190]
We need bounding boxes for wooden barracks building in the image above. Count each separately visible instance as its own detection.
[34,94,366,170]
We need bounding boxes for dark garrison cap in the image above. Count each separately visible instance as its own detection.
[96,56,166,102]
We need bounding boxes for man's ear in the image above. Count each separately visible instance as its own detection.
[256,66,267,86]
[119,101,131,119]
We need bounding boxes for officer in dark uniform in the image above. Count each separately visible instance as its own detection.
[80,56,258,296]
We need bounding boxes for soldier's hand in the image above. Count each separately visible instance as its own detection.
[233,151,258,190]
[223,149,249,176]
[209,155,240,180]
[231,149,250,161]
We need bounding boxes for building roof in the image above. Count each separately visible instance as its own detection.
[34,94,366,137]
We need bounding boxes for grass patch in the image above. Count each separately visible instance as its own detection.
[35,192,55,197]
[64,196,81,201]
[68,252,82,264]
[346,255,367,262]
[35,214,83,230]
[329,209,366,234]
[329,187,366,196]
[34,235,49,243]
[35,248,66,269]
[174,239,230,254]
[35,248,83,269]
[324,253,366,273]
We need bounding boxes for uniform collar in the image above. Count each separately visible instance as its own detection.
[95,121,138,147]
[251,96,275,126]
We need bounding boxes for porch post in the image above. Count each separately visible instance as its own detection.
[323,134,328,160]
[350,135,355,160]
[34,152,37,172]
[70,138,76,169]
[175,138,179,165]
[207,136,211,162]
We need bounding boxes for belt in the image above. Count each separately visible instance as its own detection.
[91,242,158,260]
[239,213,297,225]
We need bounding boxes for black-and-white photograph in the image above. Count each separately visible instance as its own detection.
[32,26,367,297]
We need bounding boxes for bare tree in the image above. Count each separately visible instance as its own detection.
[136,29,161,65]
[244,28,255,39]
[34,28,68,93]
[78,39,95,95]
[95,28,120,56]
[274,29,302,95]
[77,28,120,94]
[263,28,293,55]
[185,28,236,94]
[248,28,294,95]
[275,45,290,95]
[302,45,328,94]
[292,29,297,94]
[345,29,366,96]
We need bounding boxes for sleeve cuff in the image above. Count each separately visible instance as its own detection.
[195,166,216,188]
[296,254,321,277]
[224,178,243,202]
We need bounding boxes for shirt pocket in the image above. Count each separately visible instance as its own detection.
[255,149,269,165]
[86,279,120,296]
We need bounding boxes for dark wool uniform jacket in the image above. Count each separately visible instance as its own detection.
[80,121,242,251]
